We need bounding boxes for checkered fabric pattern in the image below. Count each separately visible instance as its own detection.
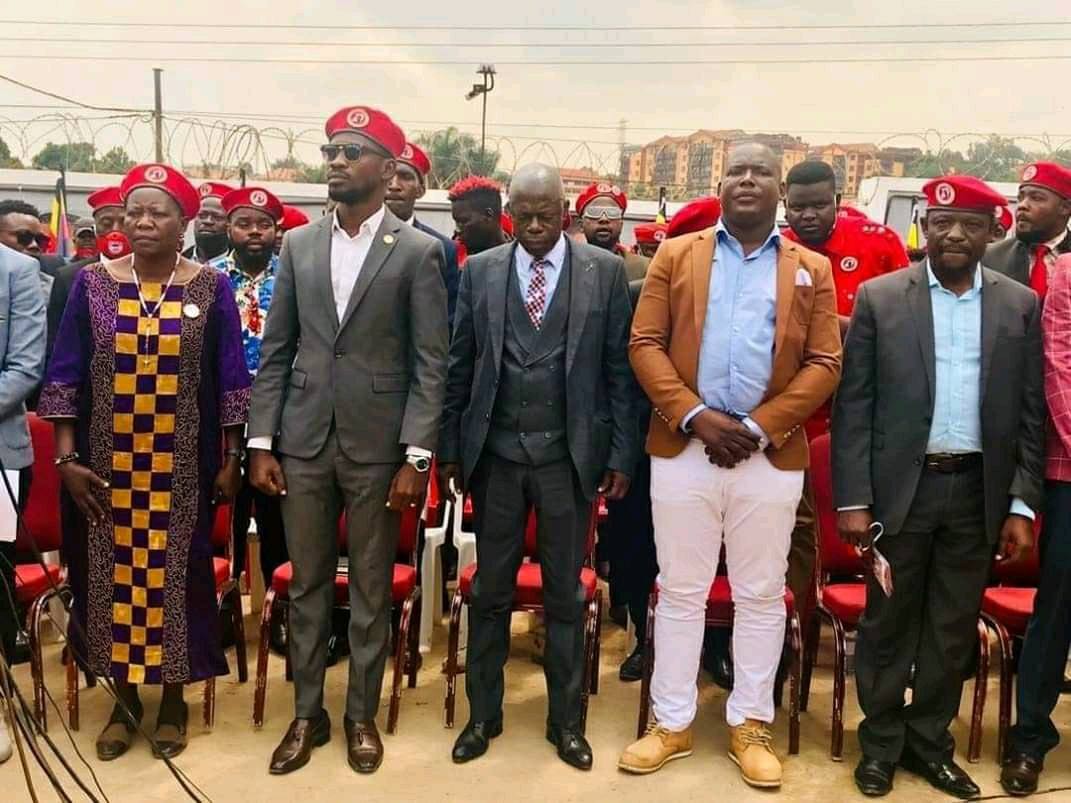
[109,280,182,685]
[525,258,550,330]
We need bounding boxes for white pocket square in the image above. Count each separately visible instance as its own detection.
[795,268,813,287]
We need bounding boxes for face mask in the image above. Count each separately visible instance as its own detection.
[195,230,229,259]
[97,231,132,260]
[75,243,98,260]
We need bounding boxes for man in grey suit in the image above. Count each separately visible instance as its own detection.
[833,176,1045,799]
[439,164,637,771]
[0,242,46,764]
[248,106,448,776]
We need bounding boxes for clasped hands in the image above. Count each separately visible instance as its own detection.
[690,409,762,468]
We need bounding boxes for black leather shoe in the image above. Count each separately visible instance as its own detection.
[854,756,895,797]
[899,751,979,800]
[451,718,503,763]
[546,725,593,771]
[1001,753,1043,797]
[269,710,331,775]
[706,652,733,691]
[619,648,645,683]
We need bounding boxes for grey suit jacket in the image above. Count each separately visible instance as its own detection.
[248,208,449,462]
[439,238,638,500]
[0,245,46,469]
[831,261,1044,543]
[985,231,1071,286]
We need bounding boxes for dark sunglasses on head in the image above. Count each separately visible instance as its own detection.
[321,143,374,162]
[14,230,49,248]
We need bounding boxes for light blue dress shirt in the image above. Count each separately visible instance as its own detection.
[924,261,1032,519]
[683,222,780,442]
[515,234,567,306]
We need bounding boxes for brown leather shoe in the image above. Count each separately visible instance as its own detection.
[344,717,383,774]
[1001,753,1043,797]
[268,710,331,775]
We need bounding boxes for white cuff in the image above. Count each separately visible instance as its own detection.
[837,505,869,512]
[681,404,707,433]
[406,446,433,460]
[1009,497,1035,521]
[742,416,769,449]
[248,436,273,451]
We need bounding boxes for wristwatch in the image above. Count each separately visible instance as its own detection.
[224,448,245,461]
[406,455,432,473]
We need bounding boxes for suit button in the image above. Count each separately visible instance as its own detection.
[543,432,551,439]
[521,400,528,407]
[334,351,344,359]
[546,400,553,406]
[913,457,922,466]
[520,432,528,439]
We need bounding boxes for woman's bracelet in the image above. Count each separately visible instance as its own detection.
[54,451,80,466]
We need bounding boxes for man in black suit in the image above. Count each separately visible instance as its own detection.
[386,141,460,329]
[439,163,637,770]
[833,176,1045,799]
[984,161,1071,297]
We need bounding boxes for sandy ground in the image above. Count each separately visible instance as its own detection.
[4,606,1071,803]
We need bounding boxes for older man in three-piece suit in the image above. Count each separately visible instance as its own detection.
[439,163,637,771]
[834,176,1045,799]
[249,106,448,777]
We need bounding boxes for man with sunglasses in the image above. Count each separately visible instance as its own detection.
[249,105,447,777]
[0,200,51,258]
[577,183,649,281]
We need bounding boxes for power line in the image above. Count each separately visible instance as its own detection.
[2,54,1069,66]
[0,72,146,113]
[0,19,1067,31]
[6,36,1071,48]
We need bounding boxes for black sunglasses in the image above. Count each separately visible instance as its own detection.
[321,143,368,162]
[14,230,49,248]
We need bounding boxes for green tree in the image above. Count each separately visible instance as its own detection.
[32,141,96,171]
[904,149,967,178]
[0,136,21,168]
[95,146,134,174]
[271,155,326,184]
[415,127,503,189]
[963,135,1027,182]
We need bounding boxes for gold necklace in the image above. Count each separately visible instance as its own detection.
[130,254,179,366]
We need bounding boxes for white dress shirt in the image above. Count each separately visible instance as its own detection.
[514,234,567,305]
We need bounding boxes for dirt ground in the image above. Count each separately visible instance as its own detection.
[4,607,1071,803]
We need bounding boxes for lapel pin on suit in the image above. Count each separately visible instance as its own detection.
[383,234,395,245]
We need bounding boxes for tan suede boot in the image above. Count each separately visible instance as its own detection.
[617,723,693,774]
[728,719,782,788]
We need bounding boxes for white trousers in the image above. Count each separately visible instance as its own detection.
[650,440,803,730]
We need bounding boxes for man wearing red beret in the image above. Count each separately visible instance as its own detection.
[632,222,666,259]
[182,181,233,264]
[994,205,1014,242]
[577,182,649,281]
[249,105,447,777]
[666,196,722,239]
[387,142,459,328]
[275,205,310,255]
[986,161,1071,297]
[833,175,1044,798]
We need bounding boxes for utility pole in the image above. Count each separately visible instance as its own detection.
[152,68,164,163]
[465,65,496,174]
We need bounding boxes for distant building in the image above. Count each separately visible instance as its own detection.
[559,166,618,196]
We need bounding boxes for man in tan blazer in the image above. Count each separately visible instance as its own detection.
[618,143,841,788]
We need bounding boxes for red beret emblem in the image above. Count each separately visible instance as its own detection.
[596,183,611,194]
[935,182,956,206]
[840,256,859,272]
[199,184,212,197]
[611,185,621,195]
[654,230,666,242]
[401,144,413,160]
[346,108,370,129]
[145,165,168,184]
[1022,164,1038,182]
[250,190,268,207]
[105,237,125,256]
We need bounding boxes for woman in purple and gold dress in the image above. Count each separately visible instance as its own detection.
[38,163,250,761]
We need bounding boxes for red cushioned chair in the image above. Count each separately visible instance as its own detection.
[967,519,1042,763]
[635,577,803,755]
[443,501,603,733]
[253,506,421,734]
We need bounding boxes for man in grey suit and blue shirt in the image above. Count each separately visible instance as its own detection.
[833,175,1044,799]
[248,106,448,777]
[439,164,637,771]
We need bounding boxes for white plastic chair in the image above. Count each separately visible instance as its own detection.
[418,483,477,654]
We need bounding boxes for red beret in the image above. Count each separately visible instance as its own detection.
[120,164,200,219]
[500,212,514,237]
[397,142,431,177]
[837,205,870,221]
[633,222,668,246]
[324,106,405,158]
[1020,161,1071,200]
[279,205,310,232]
[922,175,1005,216]
[86,186,123,211]
[197,181,234,201]
[998,205,1014,231]
[576,182,627,216]
[221,186,284,223]
[667,196,722,238]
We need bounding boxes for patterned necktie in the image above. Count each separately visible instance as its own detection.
[1031,244,1050,299]
[525,258,549,329]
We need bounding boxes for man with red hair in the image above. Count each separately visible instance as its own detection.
[449,176,507,262]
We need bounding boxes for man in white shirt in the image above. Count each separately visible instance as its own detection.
[248,105,448,777]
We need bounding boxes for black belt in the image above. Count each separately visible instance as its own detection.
[924,452,983,474]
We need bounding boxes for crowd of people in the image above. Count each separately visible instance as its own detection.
[0,101,1069,800]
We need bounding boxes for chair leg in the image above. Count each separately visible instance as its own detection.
[968,618,990,763]
[580,592,599,735]
[407,593,421,689]
[227,584,248,684]
[387,591,417,735]
[801,608,822,713]
[992,617,1014,764]
[637,592,656,739]
[283,601,293,683]
[589,588,603,695]
[787,612,801,756]
[830,615,848,761]
[252,588,276,729]
[203,677,215,729]
[66,641,80,732]
[28,588,59,732]
[444,589,464,729]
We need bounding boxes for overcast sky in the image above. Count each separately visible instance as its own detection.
[1,1,1069,173]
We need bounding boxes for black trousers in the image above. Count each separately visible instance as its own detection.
[855,464,991,763]
[1010,480,1071,759]
[607,454,657,648]
[232,469,288,586]
[466,453,590,729]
